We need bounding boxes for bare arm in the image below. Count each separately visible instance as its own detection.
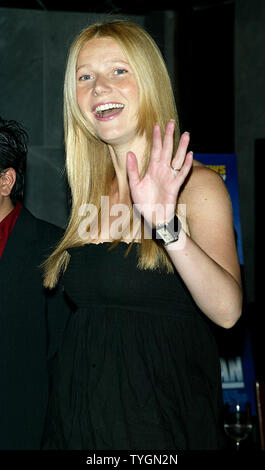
[127,121,242,328]
[166,167,242,328]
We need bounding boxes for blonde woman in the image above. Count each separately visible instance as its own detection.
[42,20,242,450]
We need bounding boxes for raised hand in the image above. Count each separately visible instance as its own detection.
[126,120,193,227]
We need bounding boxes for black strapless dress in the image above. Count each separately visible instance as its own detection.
[42,242,224,450]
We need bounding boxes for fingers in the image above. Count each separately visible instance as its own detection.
[127,125,193,196]
[161,120,175,164]
[150,124,163,162]
[151,120,175,165]
[171,131,190,170]
[126,151,140,189]
[151,121,190,170]
[175,150,193,183]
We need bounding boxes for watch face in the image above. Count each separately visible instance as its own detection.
[157,227,175,244]
[153,215,181,245]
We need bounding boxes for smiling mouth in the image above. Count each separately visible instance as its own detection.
[93,102,124,118]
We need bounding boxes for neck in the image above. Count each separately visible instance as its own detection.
[0,198,15,223]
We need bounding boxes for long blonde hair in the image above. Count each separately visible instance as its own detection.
[43,19,180,288]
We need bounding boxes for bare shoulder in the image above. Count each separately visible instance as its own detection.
[188,158,226,187]
[180,159,232,217]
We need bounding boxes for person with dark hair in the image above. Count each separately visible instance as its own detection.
[0,118,27,257]
[0,118,27,201]
[0,117,70,449]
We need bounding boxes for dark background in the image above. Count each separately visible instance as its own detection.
[0,0,236,153]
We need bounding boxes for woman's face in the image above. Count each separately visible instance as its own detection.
[76,37,140,148]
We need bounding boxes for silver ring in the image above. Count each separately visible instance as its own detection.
[171,165,181,173]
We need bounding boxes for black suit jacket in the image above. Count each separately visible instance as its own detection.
[0,207,70,449]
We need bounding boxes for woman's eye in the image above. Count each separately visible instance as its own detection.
[113,69,127,76]
[79,74,93,81]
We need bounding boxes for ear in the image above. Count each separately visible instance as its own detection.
[0,168,17,197]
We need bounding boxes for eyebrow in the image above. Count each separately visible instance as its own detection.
[76,59,129,72]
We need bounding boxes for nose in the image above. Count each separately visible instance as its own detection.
[92,75,111,96]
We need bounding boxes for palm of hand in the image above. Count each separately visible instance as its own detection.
[126,121,193,226]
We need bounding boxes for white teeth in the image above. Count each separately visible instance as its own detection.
[94,103,124,113]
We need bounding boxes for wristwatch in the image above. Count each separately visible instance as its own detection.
[152,214,182,246]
